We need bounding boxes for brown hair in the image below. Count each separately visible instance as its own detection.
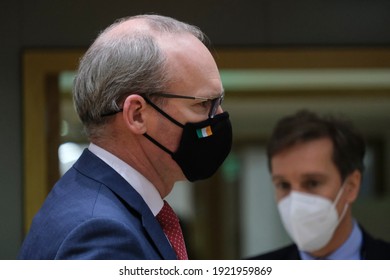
[267,110,366,181]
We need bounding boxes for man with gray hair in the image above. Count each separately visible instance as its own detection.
[19,14,232,259]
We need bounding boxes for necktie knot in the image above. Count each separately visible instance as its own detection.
[156,201,188,260]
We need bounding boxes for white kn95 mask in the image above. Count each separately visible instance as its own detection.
[277,186,348,252]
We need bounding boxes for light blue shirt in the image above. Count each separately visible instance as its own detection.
[300,220,363,260]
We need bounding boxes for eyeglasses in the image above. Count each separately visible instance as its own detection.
[149,92,224,118]
[100,92,224,118]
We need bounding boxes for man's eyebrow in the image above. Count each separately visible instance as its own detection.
[271,175,285,181]
[271,173,328,180]
[301,173,328,180]
[205,91,224,99]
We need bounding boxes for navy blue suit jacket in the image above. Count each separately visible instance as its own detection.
[247,227,390,260]
[18,149,177,260]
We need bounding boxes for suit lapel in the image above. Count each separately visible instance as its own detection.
[74,149,177,260]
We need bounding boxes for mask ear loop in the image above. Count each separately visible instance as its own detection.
[142,96,183,156]
[143,133,174,156]
[143,96,184,128]
[332,184,349,222]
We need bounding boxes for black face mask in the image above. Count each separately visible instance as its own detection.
[143,98,232,182]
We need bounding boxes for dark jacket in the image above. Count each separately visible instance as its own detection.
[248,227,390,260]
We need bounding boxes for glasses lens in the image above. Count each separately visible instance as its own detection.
[209,96,223,118]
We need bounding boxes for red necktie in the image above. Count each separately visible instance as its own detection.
[156,200,188,260]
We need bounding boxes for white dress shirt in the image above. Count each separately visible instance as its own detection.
[88,143,164,216]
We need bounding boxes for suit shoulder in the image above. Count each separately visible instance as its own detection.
[362,229,390,260]
[247,244,299,260]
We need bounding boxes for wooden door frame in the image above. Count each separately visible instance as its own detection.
[23,50,83,233]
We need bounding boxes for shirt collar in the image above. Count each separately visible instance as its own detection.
[88,143,164,216]
[300,220,363,260]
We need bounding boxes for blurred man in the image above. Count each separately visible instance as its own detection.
[19,14,232,259]
[250,110,390,259]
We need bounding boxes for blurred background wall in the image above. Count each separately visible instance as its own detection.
[1,0,390,259]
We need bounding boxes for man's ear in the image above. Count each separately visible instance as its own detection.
[122,95,148,134]
[345,170,361,203]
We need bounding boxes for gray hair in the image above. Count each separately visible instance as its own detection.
[73,14,206,138]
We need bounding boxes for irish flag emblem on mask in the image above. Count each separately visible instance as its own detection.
[196,126,213,138]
